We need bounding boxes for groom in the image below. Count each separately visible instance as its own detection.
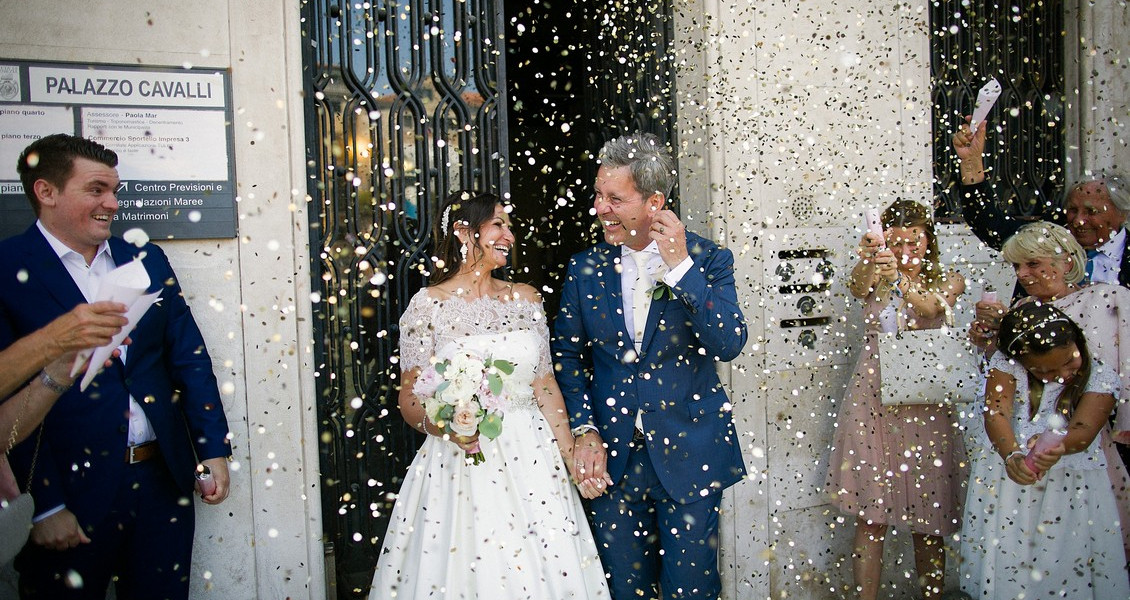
[552,132,748,599]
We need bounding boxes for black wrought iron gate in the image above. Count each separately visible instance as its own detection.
[300,0,507,595]
[300,0,677,596]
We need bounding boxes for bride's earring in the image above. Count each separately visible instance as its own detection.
[460,241,469,263]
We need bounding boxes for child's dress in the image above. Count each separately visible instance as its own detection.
[959,355,1129,599]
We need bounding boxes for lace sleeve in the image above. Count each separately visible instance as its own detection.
[398,290,438,372]
[533,306,553,379]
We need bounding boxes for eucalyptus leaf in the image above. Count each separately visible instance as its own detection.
[479,412,503,439]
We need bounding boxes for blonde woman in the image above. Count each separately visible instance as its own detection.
[967,221,1130,561]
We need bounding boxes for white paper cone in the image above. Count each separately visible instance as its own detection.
[970,78,1002,133]
[79,291,161,392]
[66,259,159,390]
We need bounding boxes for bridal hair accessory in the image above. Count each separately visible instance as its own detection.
[1004,316,1071,355]
[441,205,453,237]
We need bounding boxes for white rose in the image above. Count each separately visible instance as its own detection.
[500,369,523,397]
[422,397,444,423]
[449,401,481,437]
[441,374,478,404]
[448,353,486,379]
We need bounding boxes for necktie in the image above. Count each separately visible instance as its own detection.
[631,250,652,351]
[1085,249,1099,283]
[630,250,652,436]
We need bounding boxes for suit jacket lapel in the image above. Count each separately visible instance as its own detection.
[640,284,669,353]
[18,226,88,312]
[108,237,143,269]
[594,243,633,347]
[640,237,704,353]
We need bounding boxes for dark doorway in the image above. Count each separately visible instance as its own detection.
[930,0,1065,221]
[506,0,680,317]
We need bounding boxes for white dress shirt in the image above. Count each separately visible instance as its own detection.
[37,222,156,446]
[1090,228,1126,285]
[619,242,692,339]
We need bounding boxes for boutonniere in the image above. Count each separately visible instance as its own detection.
[644,264,673,300]
[648,281,676,301]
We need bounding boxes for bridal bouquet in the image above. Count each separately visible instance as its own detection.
[413,350,514,465]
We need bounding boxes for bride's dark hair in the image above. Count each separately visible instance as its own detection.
[430,191,502,286]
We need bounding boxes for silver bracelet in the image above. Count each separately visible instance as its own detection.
[1004,450,1025,462]
[571,424,597,437]
[39,369,71,394]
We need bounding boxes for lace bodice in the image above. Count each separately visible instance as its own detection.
[398,288,554,409]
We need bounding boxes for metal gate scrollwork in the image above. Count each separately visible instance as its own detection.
[931,0,1065,221]
[299,0,507,595]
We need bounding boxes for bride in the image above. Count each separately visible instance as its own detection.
[369,192,610,599]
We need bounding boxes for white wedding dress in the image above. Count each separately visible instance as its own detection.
[369,289,609,599]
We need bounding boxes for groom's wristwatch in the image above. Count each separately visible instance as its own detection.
[571,424,597,437]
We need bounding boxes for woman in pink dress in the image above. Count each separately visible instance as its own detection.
[826,200,967,600]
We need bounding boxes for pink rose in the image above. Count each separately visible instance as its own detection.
[477,381,506,413]
[449,401,481,437]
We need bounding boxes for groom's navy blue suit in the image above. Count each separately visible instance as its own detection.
[553,230,747,599]
[0,225,230,599]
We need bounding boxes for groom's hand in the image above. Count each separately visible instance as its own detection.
[649,209,689,268]
[573,431,608,489]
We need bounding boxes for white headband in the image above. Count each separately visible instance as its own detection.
[1005,317,1072,355]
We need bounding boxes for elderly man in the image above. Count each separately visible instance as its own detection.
[953,118,1130,282]
[0,134,231,600]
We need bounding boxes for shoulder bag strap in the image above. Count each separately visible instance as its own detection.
[6,386,46,492]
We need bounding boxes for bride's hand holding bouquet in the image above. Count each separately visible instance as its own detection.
[413,349,514,465]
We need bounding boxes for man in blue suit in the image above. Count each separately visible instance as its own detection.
[552,132,748,600]
[0,134,231,600]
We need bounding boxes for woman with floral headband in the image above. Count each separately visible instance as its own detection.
[966,221,1130,562]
